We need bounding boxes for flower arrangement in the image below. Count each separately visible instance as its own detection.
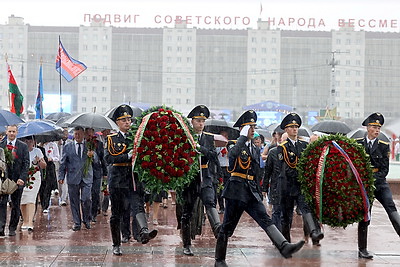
[101,178,109,196]
[83,135,97,176]
[217,177,224,194]
[4,144,16,166]
[26,165,40,189]
[297,134,375,228]
[129,106,199,196]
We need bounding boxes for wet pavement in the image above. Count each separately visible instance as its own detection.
[0,195,400,266]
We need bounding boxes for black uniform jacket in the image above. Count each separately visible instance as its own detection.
[277,139,308,196]
[222,135,262,203]
[104,132,134,189]
[357,137,390,187]
[263,146,281,205]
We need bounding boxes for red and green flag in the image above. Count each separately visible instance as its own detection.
[7,64,24,117]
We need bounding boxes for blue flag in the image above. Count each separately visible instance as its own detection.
[35,64,44,119]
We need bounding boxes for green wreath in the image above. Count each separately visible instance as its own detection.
[297,134,375,228]
[128,106,199,196]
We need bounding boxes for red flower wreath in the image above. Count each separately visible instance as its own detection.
[297,134,375,228]
[129,106,199,195]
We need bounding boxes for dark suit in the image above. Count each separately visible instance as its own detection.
[357,137,400,245]
[59,141,94,228]
[178,131,219,249]
[0,138,29,234]
[278,139,321,242]
[104,132,146,247]
[90,139,108,221]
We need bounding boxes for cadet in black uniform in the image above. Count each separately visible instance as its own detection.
[214,110,304,267]
[357,113,400,259]
[104,105,157,256]
[178,104,221,256]
[277,113,324,244]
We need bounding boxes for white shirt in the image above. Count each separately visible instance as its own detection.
[74,140,84,157]
[43,141,60,162]
[6,139,16,146]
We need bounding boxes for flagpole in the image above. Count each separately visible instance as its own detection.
[5,54,10,110]
[58,35,63,112]
[39,57,43,119]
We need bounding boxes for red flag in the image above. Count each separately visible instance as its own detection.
[8,65,24,117]
[56,40,87,82]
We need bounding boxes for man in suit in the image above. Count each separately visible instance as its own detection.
[277,113,324,245]
[0,124,29,236]
[84,128,108,223]
[214,111,304,267]
[357,113,400,259]
[105,104,157,256]
[177,104,221,256]
[59,126,95,231]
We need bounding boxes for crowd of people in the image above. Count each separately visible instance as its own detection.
[0,105,399,267]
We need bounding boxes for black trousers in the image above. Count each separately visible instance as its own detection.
[0,187,23,232]
[281,193,311,230]
[220,197,273,237]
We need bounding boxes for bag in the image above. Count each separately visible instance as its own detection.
[0,178,18,195]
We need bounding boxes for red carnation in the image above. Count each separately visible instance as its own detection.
[183,165,190,172]
[168,131,175,138]
[160,128,168,136]
[176,169,184,177]
[148,141,156,149]
[176,129,184,135]
[159,122,167,128]
[161,136,169,144]
[151,113,159,119]
[170,124,178,131]
[137,147,144,153]
[182,143,191,150]
[158,108,165,112]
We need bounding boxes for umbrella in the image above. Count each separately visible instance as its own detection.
[347,128,391,143]
[0,110,24,128]
[204,119,239,140]
[45,112,71,122]
[62,112,118,131]
[298,126,313,137]
[105,105,143,121]
[213,134,229,147]
[255,128,272,139]
[311,120,352,135]
[17,120,63,139]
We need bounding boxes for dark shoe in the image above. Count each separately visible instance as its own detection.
[121,236,130,243]
[8,230,16,236]
[112,245,122,256]
[311,232,324,243]
[91,217,97,223]
[358,249,373,259]
[312,240,321,246]
[214,260,228,267]
[183,246,194,256]
[72,225,81,231]
[84,223,91,230]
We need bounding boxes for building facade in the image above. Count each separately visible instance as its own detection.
[1,15,400,125]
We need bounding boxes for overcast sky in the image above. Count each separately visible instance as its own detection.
[1,0,400,31]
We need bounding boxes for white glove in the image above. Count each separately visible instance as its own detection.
[240,125,251,137]
[127,150,133,159]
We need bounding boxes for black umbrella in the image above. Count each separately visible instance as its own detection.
[204,119,239,140]
[45,112,71,122]
[104,105,143,121]
[298,126,312,137]
[311,120,352,134]
[0,110,24,128]
[347,128,391,143]
[62,112,118,131]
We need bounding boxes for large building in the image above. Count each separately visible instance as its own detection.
[1,15,400,125]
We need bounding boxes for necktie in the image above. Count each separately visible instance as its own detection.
[368,141,373,151]
[77,143,82,159]
[8,142,12,146]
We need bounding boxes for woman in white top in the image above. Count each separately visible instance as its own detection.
[20,136,46,231]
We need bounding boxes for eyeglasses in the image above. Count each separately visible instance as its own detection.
[117,117,132,123]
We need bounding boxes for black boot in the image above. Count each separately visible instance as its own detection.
[206,207,222,238]
[266,225,305,258]
[136,213,158,244]
[281,223,291,242]
[302,213,324,243]
[358,222,373,259]
[182,222,194,256]
[388,211,400,236]
[214,233,228,267]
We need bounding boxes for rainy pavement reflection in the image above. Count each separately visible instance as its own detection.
[0,195,399,266]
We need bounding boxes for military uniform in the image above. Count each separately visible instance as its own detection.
[357,113,400,259]
[104,105,157,256]
[214,110,304,267]
[178,105,221,256]
[277,113,323,244]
